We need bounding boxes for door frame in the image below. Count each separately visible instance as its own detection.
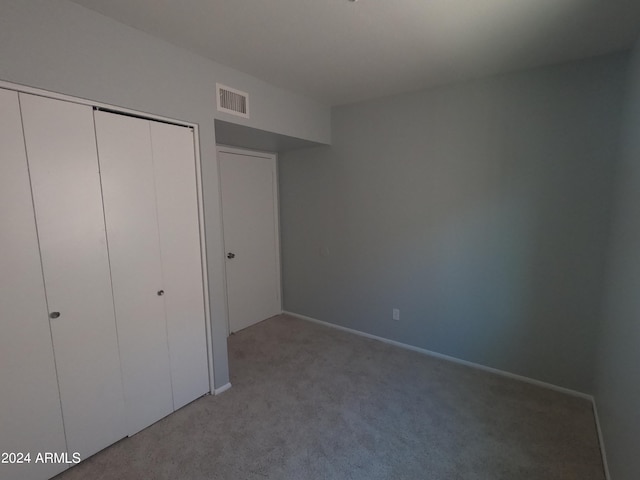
[0,79,216,395]
[216,145,282,336]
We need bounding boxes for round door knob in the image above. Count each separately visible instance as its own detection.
[227,252,236,259]
[49,312,61,319]
[157,290,165,296]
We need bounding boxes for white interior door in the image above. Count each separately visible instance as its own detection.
[0,89,68,480]
[94,111,174,436]
[19,93,127,459]
[150,122,210,409]
[219,149,281,333]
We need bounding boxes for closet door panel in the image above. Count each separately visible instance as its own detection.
[94,111,174,435]
[150,122,209,409]
[0,89,68,480]
[19,93,126,460]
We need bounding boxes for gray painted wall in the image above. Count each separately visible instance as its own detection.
[595,38,640,480]
[0,0,331,388]
[280,53,628,393]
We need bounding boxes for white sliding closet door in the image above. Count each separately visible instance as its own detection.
[0,89,67,480]
[19,94,126,459]
[150,122,209,410]
[94,111,174,435]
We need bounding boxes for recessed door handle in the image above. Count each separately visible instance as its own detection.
[227,252,236,259]
[157,290,165,296]
[49,312,60,319]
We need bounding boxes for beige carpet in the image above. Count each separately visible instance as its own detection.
[55,314,605,480]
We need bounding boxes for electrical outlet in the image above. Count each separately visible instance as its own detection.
[392,308,400,321]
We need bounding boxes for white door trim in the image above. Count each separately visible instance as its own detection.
[193,129,216,393]
[0,80,194,128]
[216,145,282,336]
[0,79,216,394]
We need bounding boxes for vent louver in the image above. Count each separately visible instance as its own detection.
[216,84,249,118]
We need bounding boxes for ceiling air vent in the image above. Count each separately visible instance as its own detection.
[216,83,249,118]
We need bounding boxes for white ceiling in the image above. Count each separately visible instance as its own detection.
[70,0,640,106]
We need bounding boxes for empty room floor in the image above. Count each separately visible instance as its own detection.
[54,314,605,480]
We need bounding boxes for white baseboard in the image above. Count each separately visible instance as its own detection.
[282,311,592,400]
[213,382,232,395]
[592,399,611,480]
